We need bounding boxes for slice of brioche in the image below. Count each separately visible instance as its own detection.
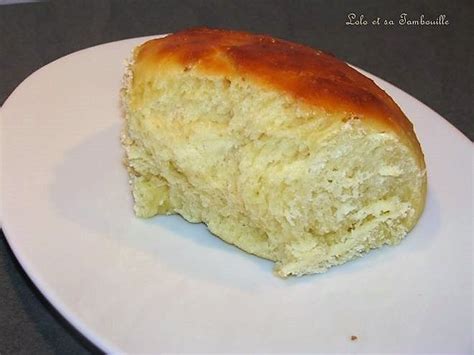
[121,28,427,277]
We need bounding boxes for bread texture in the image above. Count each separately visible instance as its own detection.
[121,28,427,277]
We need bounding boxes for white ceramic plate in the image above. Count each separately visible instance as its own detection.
[1,36,472,353]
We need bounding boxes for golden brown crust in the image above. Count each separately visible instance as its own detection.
[133,27,425,169]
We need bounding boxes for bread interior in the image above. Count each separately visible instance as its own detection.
[122,69,425,276]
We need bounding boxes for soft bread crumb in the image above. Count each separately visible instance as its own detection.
[121,36,426,277]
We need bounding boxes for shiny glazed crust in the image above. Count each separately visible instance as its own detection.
[132,27,425,170]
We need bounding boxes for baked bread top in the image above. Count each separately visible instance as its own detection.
[132,27,424,169]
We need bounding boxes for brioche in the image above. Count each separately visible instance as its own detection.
[121,28,427,277]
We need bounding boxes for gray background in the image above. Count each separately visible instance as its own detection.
[0,1,472,353]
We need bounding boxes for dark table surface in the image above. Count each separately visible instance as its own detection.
[1,1,472,353]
